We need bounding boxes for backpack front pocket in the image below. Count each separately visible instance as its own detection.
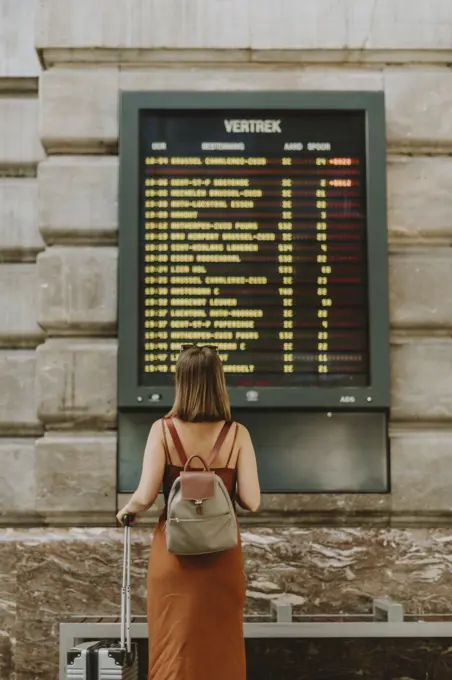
[166,513,237,555]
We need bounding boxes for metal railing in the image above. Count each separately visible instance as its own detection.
[59,598,452,680]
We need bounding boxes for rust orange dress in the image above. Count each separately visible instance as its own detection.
[147,419,246,680]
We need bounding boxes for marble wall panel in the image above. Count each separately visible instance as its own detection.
[0,536,17,680]
[3,526,452,679]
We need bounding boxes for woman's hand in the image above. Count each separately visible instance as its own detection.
[116,506,136,526]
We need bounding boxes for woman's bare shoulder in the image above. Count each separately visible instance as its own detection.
[232,421,253,443]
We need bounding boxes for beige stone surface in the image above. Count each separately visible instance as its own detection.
[251,1,452,51]
[119,65,384,92]
[36,339,117,429]
[0,351,42,435]
[0,439,36,516]
[35,433,116,516]
[37,247,117,334]
[39,69,119,153]
[0,179,43,261]
[384,68,452,151]
[390,250,452,329]
[388,156,452,241]
[391,431,452,513]
[0,0,40,78]
[0,264,44,347]
[391,340,452,421]
[39,66,452,153]
[0,97,44,168]
[37,157,118,244]
[35,0,452,51]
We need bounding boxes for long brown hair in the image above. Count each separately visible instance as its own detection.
[167,346,231,422]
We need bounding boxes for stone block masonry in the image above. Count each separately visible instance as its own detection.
[0,264,44,347]
[0,351,42,435]
[0,0,43,534]
[33,0,452,526]
[35,433,117,522]
[1,2,452,678]
[37,157,118,244]
[387,156,452,242]
[0,179,43,260]
[0,439,36,521]
[37,246,118,335]
[0,97,44,170]
[36,339,117,430]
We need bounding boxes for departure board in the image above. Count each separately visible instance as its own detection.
[118,92,390,409]
[139,110,369,387]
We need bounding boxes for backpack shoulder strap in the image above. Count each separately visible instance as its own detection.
[225,423,240,468]
[207,421,233,467]
[161,418,172,465]
[164,417,188,466]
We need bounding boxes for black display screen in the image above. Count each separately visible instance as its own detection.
[138,109,369,388]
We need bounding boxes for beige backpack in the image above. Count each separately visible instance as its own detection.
[163,418,238,556]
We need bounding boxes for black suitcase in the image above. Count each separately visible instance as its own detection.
[66,516,139,679]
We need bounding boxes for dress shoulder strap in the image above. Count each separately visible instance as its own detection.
[164,417,188,465]
[207,421,233,467]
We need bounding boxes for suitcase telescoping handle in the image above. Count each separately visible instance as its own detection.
[120,514,134,654]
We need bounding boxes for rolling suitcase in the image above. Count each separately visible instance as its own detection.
[66,515,139,679]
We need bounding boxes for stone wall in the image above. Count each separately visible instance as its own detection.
[0,0,44,527]
[33,0,452,527]
[2,1,452,678]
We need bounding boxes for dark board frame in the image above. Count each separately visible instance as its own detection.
[118,91,389,411]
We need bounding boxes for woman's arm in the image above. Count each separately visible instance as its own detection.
[236,425,260,512]
[116,420,166,523]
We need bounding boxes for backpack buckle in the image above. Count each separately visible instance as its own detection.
[194,500,203,515]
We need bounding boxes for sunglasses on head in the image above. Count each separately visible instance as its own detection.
[180,344,218,354]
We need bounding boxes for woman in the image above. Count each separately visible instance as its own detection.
[117,345,261,680]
